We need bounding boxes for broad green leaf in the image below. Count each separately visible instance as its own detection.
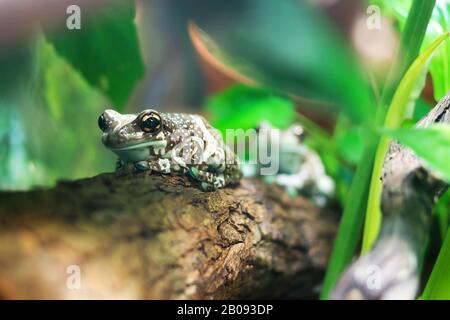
[385,125,450,182]
[362,33,449,254]
[35,36,115,182]
[206,84,295,134]
[372,0,450,101]
[0,34,115,190]
[189,0,374,123]
[45,1,144,109]
[421,227,450,300]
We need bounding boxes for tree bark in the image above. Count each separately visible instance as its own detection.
[0,172,337,299]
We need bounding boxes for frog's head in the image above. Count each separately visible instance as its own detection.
[98,109,167,162]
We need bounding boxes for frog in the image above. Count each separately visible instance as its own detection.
[98,108,242,191]
[242,121,334,207]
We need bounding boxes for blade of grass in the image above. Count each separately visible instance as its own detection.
[379,0,436,108]
[362,33,449,254]
[319,134,378,299]
[420,227,450,300]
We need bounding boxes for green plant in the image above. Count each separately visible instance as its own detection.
[199,0,449,299]
[421,228,450,300]
[45,1,144,109]
[0,1,143,189]
[362,33,448,254]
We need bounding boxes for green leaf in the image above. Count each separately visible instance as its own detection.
[420,227,450,300]
[45,1,144,109]
[427,1,450,101]
[28,34,114,189]
[362,34,449,254]
[372,0,450,101]
[206,84,295,133]
[385,125,450,182]
[413,98,433,122]
[189,0,374,123]
[433,190,450,242]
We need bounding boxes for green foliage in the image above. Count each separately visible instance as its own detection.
[385,125,450,182]
[319,138,378,299]
[433,190,450,241]
[45,1,144,109]
[36,36,116,179]
[0,103,34,189]
[321,0,439,298]
[362,33,449,253]
[427,1,450,101]
[0,35,115,190]
[192,0,375,123]
[421,227,450,300]
[206,85,295,133]
[333,118,368,165]
[413,98,433,121]
[326,118,369,205]
[371,0,449,101]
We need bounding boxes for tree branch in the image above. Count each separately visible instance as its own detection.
[0,173,337,299]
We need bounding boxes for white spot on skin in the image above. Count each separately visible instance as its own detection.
[214,175,225,188]
[158,158,171,173]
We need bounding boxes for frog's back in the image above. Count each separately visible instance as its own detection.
[161,112,242,184]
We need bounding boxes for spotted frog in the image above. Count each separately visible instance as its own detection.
[98,109,242,191]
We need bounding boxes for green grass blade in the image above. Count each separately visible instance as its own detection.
[362,33,449,253]
[421,227,450,300]
[378,0,436,107]
[319,136,378,299]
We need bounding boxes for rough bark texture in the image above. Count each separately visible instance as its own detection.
[0,172,337,299]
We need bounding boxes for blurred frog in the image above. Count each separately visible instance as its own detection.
[98,108,242,191]
[244,122,334,206]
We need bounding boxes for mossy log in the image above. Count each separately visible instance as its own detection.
[0,172,337,299]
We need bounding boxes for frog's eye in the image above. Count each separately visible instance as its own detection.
[140,112,161,133]
[98,113,108,132]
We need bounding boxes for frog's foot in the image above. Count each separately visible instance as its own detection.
[134,160,150,172]
[147,158,171,174]
[188,167,226,191]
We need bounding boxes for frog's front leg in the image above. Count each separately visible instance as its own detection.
[133,158,171,174]
[188,167,226,191]
[135,158,188,174]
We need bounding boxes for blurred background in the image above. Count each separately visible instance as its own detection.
[0,0,445,193]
